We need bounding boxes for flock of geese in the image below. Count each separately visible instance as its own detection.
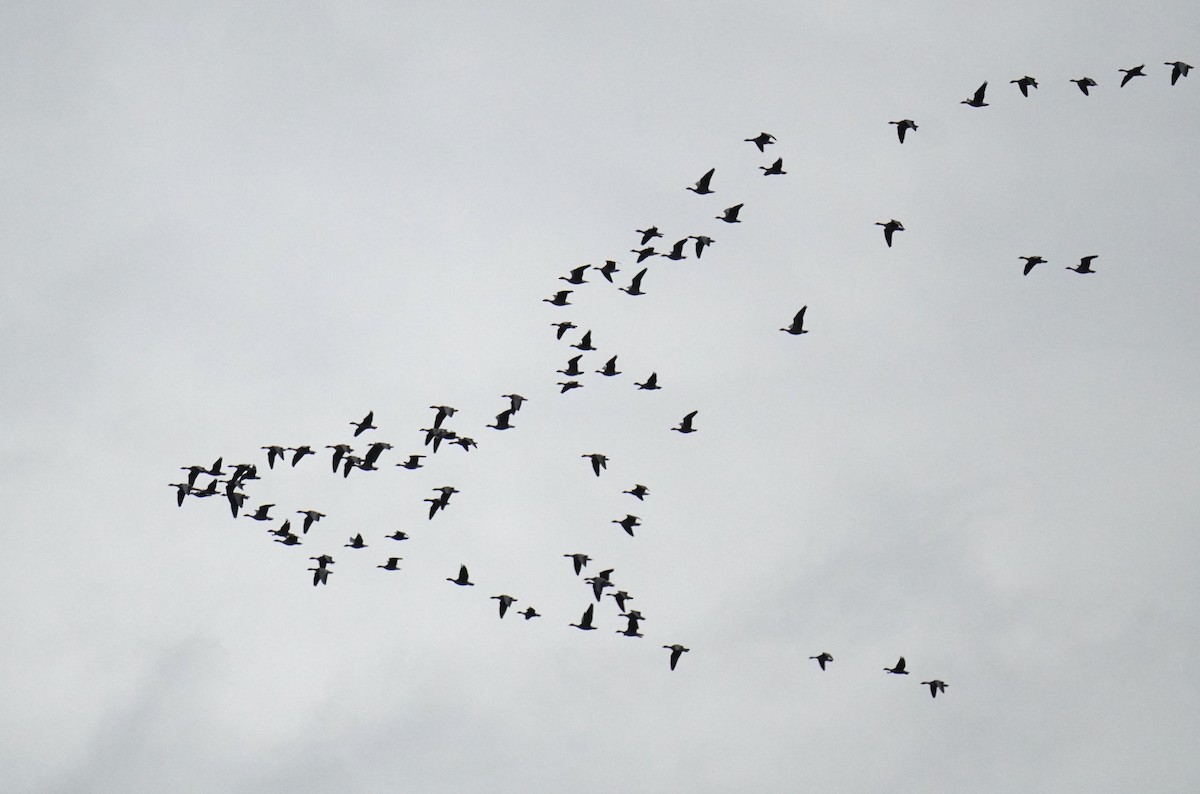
[171,59,1190,691]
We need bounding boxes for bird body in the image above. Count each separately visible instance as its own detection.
[544,290,572,306]
[614,514,641,536]
[1119,64,1146,87]
[1020,256,1046,276]
[447,565,474,586]
[619,268,648,296]
[345,533,366,549]
[745,132,775,151]
[571,604,597,630]
[378,557,402,571]
[597,356,621,376]
[1166,61,1192,85]
[583,453,608,476]
[1011,76,1038,96]
[921,680,948,698]
[635,373,661,390]
[717,204,743,223]
[560,265,589,285]
[810,652,833,671]
[636,226,662,245]
[664,644,689,670]
[961,81,989,107]
[491,594,517,618]
[889,119,917,143]
[672,411,698,434]
[1071,77,1098,95]
[759,158,786,176]
[351,411,376,436]
[623,484,649,500]
[688,168,715,194]
[885,657,909,674]
[781,306,808,335]
[1068,255,1098,274]
[876,219,904,247]
[564,553,591,575]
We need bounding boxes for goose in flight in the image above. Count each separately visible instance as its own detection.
[1020,256,1046,275]
[921,679,948,698]
[190,479,219,499]
[386,531,409,541]
[274,533,301,546]
[447,565,474,586]
[745,132,776,151]
[1071,77,1098,95]
[597,356,621,377]
[518,606,540,620]
[619,268,648,296]
[362,442,392,468]
[689,235,714,258]
[889,119,918,143]
[617,617,644,638]
[564,553,591,575]
[598,260,620,282]
[310,554,334,569]
[780,306,808,335]
[491,594,517,618]
[430,405,458,428]
[583,453,608,476]
[664,644,690,670]
[585,569,614,601]
[623,484,649,500]
[244,504,275,522]
[351,411,376,437]
[810,652,834,671]
[288,446,315,467]
[672,411,698,434]
[345,533,367,549]
[487,409,515,430]
[551,321,576,340]
[544,290,572,306]
[558,355,584,376]
[1068,255,1098,274]
[558,380,583,393]
[961,81,988,107]
[396,454,425,470]
[759,158,786,176]
[630,246,657,263]
[560,265,589,285]
[326,444,352,473]
[608,590,633,612]
[687,168,715,194]
[613,514,641,536]
[884,657,910,674]
[262,445,286,469]
[635,372,661,390]
[377,557,402,571]
[1166,61,1192,85]
[636,226,663,245]
[716,204,743,223]
[268,521,294,538]
[502,394,527,413]
[662,239,688,260]
[1119,64,1146,87]
[876,219,904,247]
[570,604,598,630]
[169,482,190,507]
[308,566,331,586]
[571,331,596,351]
[297,510,325,534]
[1011,75,1038,96]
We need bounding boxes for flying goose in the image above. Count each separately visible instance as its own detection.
[326,444,352,472]
[598,260,620,282]
[543,290,572,306]
[780,306,808,335]
[491,594,517,618]
[502,393,527,413]
[608,590,633,612]
[487,409,515,430]
[169,482,190,507]
[560,265,589,285]
[1019,255,1046,275]
[377,557,402,571]
[262,445,286,469]
[297,510,325,534]
[921,680,948,698]
[551,321,576,340]
[623,484,649,500]
[564,553,591,575]
[430,405,457,428]
[1068,255,1098,274]
[1166,61,1192,85]
[635,373,661,390]
[558,380,583,393]
[1011,76,1038,96]
[664,644,690,670]
[961,81,988,107]
[613,514,641,536]
[889,119,917,143]
[884,657,909,674]
[571,331,596,351]
[447,565,474,586]
[687,168,715,194]
[876,219,904,247]
[571,604,598,630]
[745,132,776,151]
[351,411,376,436]
[244,504,275,522]
[636,226,663,245]
[1119,64,1146,87]
[1071,77,1098,95]
[662,239,688,260]
[810,652,833,671]
[717,204,743,223]
[672,411,698,434]
[518,607,540,620]
[619,268,648,296]
[345,534,366,549]
[689,235,714,258]
[759,158,786,176]
[596,356,621,376]
[583,453,608,476]
[308,566,331,586]
[630,247,657,263]
[386,531,409,541]
[288,446,315,466]
[396,454,425,470]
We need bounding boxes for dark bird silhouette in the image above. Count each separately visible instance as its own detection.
[1071,77,1098,95]
[430,405,457,428]
[377,557,402,571]
[491,594,517,618]
[635,372,661,390]
[180,465,206,488]
[310,555,334,568]
[780,306,808,335]
[662,239,688,260]
[570,604,597,630]
[262,445,286,469]
[689,235,714,258]
[190,479,219,499]
[1068,255,1098,274]
[885,657,909,674]
[586,569,615,601]
[636,226,663,245]
[921,680,948,698]
[583,453,608,476]
[297,510,325,534]
[1020,256,1046,276]
[288,446,315,467]
[309,566,331,586]
[274,533,301,546]
[396,454,425,470]
[558,381,583,393]
[351,411,376,437]
[557,355,584,377]
[759,158,786,176]
[810,652,833,671]
[617,617,644,638]
[630,247,657,263]
[619,268,648,296]
[564,553,591,575]
[1011,76,1038,96]
[447,565,474,586]
[623,484,649,500]
[205,457,224,477]
[745,132,776,151]
[225,487,247,519]
[345,533,366,549]
[244,504,275,522]
[169,482,190,507]
[672,411,698,434]
[426,495,448,519]
[503,394,527,413]
[544,290,572,306]
[387,531,409,541]
[362,442,392,468]
[560,265,589,285]
[1119,64,1146,87]
[597,356,621,377]
[613,514,641,536]
[961,81,988,107]
[451,436,476,451]
[608,590,633,612]
[268,521,294,538]
[551,321,576,340]
[1166,61,1192,85]
[664,644,689,670]
[687,168,715,194]
[571,331,596,351]
[876,219,904,247]
[326,444,352,473]
[889,119,918,143]
[487,409,515,430]
[598,260,620,282]
[518,606,540,620]
[716,204,743,223]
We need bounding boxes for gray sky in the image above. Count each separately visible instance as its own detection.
[4,2,1200,791]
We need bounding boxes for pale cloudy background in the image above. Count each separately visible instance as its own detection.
[3,2,1199,792]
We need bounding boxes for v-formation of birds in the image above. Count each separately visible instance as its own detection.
[167,58,1192,683]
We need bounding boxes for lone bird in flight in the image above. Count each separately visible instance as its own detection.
[876,219,905,247]
[1166,61,1192,85]
[623,484,649,500]
[810,652,834,671]
[345,534,366,549]
[687,168,715,195]
[583,453,608,477]
[635,372,661,390]
[759,158,786,176]
[636,226,662,245]
[619,268,648,297]
[1011,75,1038,96]
[884,657,910,675]
[491,594,517,618]
[596,356,621,377]
[889,119,917,143]
[1019,256,1046,276]
[1068,255,1098,274]
[377,557,402,571]
[544,290,572,306]
[961,81,988,107]
[921,679,948,698]
[780,306,808,335]
[672,411,698,434]
[1119,64,1146,87]
[664,644,690,670]
[564,553,591,575]
[570,604,597,630]
[351,411,376,436]
[559,265,589,285]
[447,565,474,586]
[613,514,641,537]
[1071,77,1098,95]
[744,132,775,151]
[716,204,743,224]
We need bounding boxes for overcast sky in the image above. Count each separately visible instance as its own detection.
[4,2,1200,792]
